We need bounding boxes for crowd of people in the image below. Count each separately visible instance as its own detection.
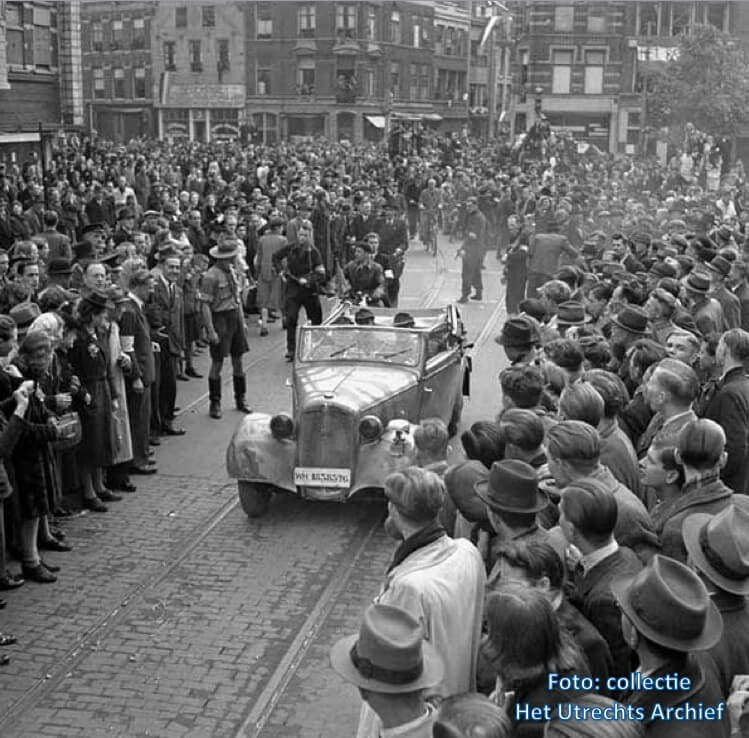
[0,124,747,735]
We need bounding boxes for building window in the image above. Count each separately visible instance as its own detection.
[366,7,376,40]
[584,50,605,94]
[217,39,230,71]
[554,5,574,32]
[587,6,607,33]
[298,5,316,37]
[134,68,146,98]
[91,22,103,52]
[202,6,215,27]
[390,61,400,98]
[114,68,125,98]
[132,18,146,49]
[706,2,727,31]
[257,3,273,39]
[638,2,659,35]
[336,4,356,37]
[670,2,692,35]
[470,83,486,108]
[413,19,421,48]
[419,64,430,100]
[163,41,176,71]
[552,49,573,94]
[471,40,488,67]
[176,6,187,28]
[296,60,315,95]
[257,68,271,95]
[390,10,401,44]
[112,19,123,49]
[94,68,105,99]
[365,68,376,97]
[189,40,202,72]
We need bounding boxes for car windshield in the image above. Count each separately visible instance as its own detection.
[299,327,421,366]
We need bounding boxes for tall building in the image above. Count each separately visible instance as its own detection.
[80,1,156,141]
[245,1,437,144]
[0,1,83,160]
[152,1,248,142]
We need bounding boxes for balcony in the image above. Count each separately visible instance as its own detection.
[333,30,360,56]
[335,88,357,104]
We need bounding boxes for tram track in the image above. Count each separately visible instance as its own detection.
[0,243,446,736]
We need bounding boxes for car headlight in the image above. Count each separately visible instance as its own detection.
[359,415,383,442]
[270,413,294,440]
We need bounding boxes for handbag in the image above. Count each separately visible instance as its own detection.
[51,411,82,450]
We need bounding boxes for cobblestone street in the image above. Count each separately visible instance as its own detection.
[0,247,506,737]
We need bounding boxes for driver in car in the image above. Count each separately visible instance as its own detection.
[343,241,387,307]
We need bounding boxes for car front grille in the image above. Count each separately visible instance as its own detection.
[297,405,356,471]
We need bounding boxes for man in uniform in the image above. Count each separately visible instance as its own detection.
[376,203,408,307]
[273,221,326,362]
[198,236,251,419]
[343,241,386,306]
[457,196,487,303]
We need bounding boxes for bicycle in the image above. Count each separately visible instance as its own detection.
[421,209,439,257]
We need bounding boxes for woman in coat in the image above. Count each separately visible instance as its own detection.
[103,286,135,493]
[68,289,119,513]
[10,332,61,583]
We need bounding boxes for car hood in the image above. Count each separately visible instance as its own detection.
[295,363,418,412]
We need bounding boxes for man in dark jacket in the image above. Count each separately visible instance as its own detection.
[683,502,749,699]
[560,480,643,679]
[376,204,408,307]
[457,196,487,303]
[702,328,749,493]
[120,268,157,476]
[613,555,730,737]
[526,214,580,298]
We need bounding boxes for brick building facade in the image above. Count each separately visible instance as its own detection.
[80,0,155,142]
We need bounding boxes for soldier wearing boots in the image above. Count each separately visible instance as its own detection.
[198,236,251,419]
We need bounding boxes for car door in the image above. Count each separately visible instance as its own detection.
[419,325,460,423]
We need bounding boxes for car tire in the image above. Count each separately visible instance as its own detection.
[447,391,464,437]
[238,481,273,518]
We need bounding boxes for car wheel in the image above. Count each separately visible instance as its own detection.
[237,481,273,518]
[447,391,464,437]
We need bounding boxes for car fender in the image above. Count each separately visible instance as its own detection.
[225,413,296,492]
[353,421,419,494]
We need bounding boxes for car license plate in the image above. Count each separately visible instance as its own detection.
[294,467,351,488]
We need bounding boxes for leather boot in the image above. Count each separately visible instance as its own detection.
[233,375,252,413]
[208,378,222,419]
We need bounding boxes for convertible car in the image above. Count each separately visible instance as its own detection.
[226,303,471,518]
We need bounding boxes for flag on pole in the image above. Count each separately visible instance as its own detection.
[478,1,509,52]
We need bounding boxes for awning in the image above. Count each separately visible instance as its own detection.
[364,115,386,129]
[422,113,443,122]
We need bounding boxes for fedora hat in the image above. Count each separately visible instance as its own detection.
[611,306,649,335]
[685,271,710,294]
[47,258,73,276]
[474,459,549,514]
[73,240,96,263]
[682,499,749,596]
[495,317,539,348]
[612,554,723,652]
[556,301,590,326]
[706,255,731,278]
[329,603,444,694]
[209,239,239,260]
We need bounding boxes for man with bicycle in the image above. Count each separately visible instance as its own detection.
[419,178,442,255]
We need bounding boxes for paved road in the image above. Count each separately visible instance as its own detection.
[0,239,509,738]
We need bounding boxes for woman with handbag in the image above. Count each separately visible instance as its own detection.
[68,289,119,513]
[9,333,62,583]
